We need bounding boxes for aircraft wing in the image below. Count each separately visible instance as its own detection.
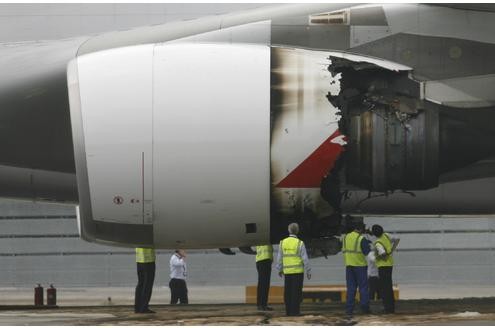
[77,3,357,55]
[435,4,495,12]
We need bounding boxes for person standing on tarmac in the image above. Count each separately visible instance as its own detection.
[342,222,371,316]
[135,247,156,313]
[364,231,380,301]
[372,224,400,314]
[255,244,274,311]
[367,246,380,301]
[169,249,188,305]
[276,223,311,316]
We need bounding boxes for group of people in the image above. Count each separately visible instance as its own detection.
[133,221,398,317]
[134,248,188,314]
[255,221,399,317]
[342,222,400,316]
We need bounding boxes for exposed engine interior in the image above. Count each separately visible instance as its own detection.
[327,56,495,195]
[328,57,440,193]
[295,56,495,258]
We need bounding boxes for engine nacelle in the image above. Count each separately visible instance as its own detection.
[68,43,271,248]
[68,41,495,249]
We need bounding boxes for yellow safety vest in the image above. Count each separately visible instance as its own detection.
[280,236,304,274]
[374,233,394,267]
[342,231,367,266]
[256,245,273,262]
[136,248,155,263]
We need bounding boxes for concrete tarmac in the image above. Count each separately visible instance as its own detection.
[1,286,495,325]
[1,299,495,325]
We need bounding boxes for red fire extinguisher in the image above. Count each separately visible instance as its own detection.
[34,284,44,306]
[47,284,57,306]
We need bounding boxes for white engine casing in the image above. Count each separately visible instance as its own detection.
[68,43,271,248]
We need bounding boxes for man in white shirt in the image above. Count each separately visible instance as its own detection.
[169,249,188,304]
[366,244,380,301]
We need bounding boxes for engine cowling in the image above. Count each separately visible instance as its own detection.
[68,43,271,248]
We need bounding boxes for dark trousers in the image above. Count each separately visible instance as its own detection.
[284,273,304,316]
[134,262,155,312]
[345,266,369,315]
[378,266,395,313]
[368,276,380,301]
[256,259,272,308]
[169,278,188,304]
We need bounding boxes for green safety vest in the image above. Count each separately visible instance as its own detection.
[342,231,367,266]
[374,233,394,267]
[136,248,155,263]
[256,245,273,262]
[280,236,304,274]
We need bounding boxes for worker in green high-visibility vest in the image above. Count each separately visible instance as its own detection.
[372,224,400,314]
[342,222,371,316]
[135,247,156,313]
[255,244,274,311]
[276,223,311,316]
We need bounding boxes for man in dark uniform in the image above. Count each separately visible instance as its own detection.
[372,224,400,314]
[135,247,156,313]
[255,244,273,311]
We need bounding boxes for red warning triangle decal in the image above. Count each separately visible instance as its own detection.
[276,130,345,188]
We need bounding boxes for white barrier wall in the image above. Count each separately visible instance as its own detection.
[0,198,494,288]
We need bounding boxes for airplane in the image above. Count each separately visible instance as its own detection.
[2,3,495,257]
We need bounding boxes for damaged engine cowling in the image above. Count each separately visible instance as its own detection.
[345,94,439,192]
[328,57,440,192]
[272,49,495,251]
[327,56,495,194]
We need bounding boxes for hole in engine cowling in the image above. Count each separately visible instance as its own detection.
[323,56,495,198]
[326,57,440,193]
[341,90,440,192]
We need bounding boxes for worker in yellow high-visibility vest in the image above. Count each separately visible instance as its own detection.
[372,224,400,314]
[342,222,372,316]
[135,247,156,313]
[255,244,274,311]
[276,223,311,316]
